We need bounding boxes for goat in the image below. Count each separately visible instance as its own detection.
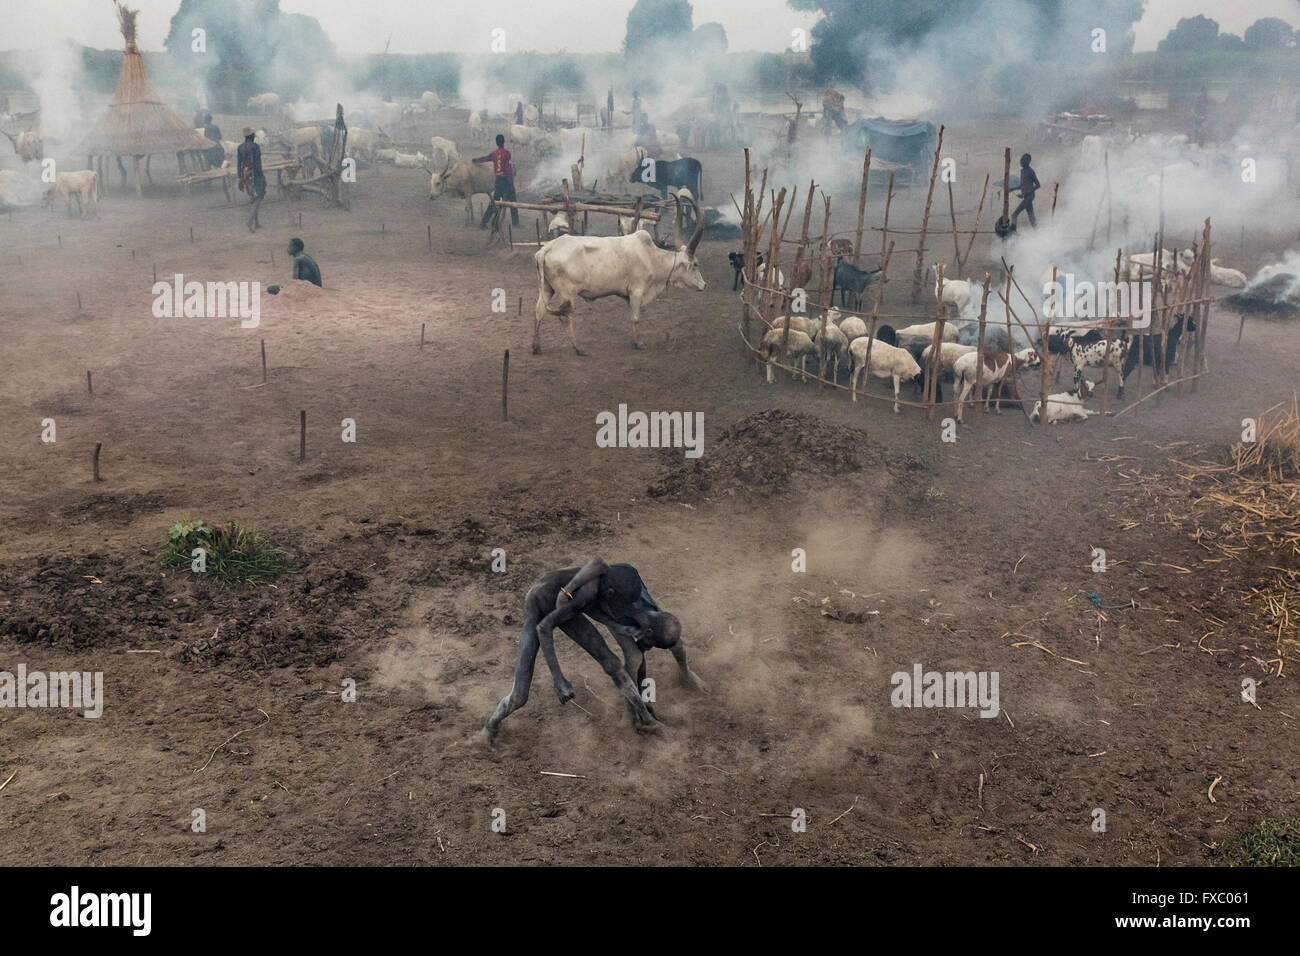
[952,347,1040,422]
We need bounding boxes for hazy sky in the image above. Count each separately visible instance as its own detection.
[7,0,1300,54]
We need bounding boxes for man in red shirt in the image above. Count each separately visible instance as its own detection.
[472,134,520,228]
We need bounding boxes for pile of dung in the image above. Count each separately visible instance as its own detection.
[648,408,927,501]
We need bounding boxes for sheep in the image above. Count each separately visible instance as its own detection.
[895,322,960,347]
[429,136,459,170]
[847,336,923,412]
[811,321,850,384]
[1124,250,1185,282]
[929,264,973,316]
[44,170,98,219]
[838,314,867,342]
[771,314,817,337]
[1029,379,1098,424]
[760,328,815,384]
[952,347,1041,422]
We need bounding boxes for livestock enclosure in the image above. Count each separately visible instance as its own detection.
[2,3,1300,918]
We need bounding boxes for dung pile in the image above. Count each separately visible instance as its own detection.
[648,408,927,501]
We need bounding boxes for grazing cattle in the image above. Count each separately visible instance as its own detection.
[428,159,497,225]
[247,92,280,114]
[533,216,706,354]
[44,170,98,219]
[1030,380,1098,424]
[832,257,882,309]
[628,155,703,203]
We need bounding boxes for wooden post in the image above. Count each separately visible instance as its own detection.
[960,174,989,274]
[1193,218,1212,391]
[927,261,947,419]
[1038,266,1056,425]
[946,180,960,274]
[502,349,509,421]
[971,273,992,420]
[853,148,871,263]
[860,240,895,402]
[1100,248,1121,416]
[190,226,195,243]
[76,292,82,310]
[261,339,267,383]
[879,173,895,260]
[1051,182,1059,220]
[92,442,102,482]
[1000,148,1011,232]
[299,410,306,462]
[420,323,425,348]
[912,125,944,303]
[86,370,92,395]
[816,194,833,388]
[152,263,157,283]
[427,224,432,251]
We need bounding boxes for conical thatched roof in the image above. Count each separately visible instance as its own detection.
[79,2,212,156]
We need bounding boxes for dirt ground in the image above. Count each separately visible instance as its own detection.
[1,116,1297,866]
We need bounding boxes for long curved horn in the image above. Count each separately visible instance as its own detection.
[686,205,706,254]
[674,196,684,244]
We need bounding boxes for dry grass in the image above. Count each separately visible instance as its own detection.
[1137,397,1300,661]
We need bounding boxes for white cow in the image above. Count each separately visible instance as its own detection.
[247,92,280,113]
[1,129,42,161]
[533,220,707,353]
[420,90,442,114]
[428,159,496,224]
[468,111,486,142]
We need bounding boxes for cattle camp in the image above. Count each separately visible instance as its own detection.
[4,0,1300,897]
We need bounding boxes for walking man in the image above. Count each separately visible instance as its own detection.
[236,127,266,233]
[1011,152,1040,229]
[472,133,519,229]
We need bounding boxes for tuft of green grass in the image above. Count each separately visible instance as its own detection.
[1226,818,1300,867]
[160,519,291,586]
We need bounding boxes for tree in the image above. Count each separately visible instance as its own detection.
[1243,17,1295,50]
[1156,15,1221,53]
[693,22,728,56]
[623,0,694,59]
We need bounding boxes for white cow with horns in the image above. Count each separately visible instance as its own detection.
[533,206,706,354]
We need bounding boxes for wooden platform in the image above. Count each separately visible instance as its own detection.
[178,157,302,204]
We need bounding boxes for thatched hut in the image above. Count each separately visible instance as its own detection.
[79,1,213,195]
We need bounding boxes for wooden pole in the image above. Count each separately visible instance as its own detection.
[880,173,895,259]
[926,261,946,419]
[427,224,432,251]
[190,226,194,243]
[1051,182,1060,220]
[912,125,944,303]
[1038,266,1056,425]
[92,442,102,482]
[816,194,833,388]
[1001,148,1011,231]
[76,292,82,310]
[299,410,306,462]
[420,323,425,348]
[946,180,960,275]
[86,370,92,395]
[961,174,989,274]
[853,148,871,264]
[1100,248,1121,416]
[971,273,991,420]
[860,239,895,402]
[261,339,267,383]
[502,349,510,421]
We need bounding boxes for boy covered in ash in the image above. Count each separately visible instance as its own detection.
[483,557,707,741]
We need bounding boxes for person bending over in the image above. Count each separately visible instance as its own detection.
[484,558,705,740]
